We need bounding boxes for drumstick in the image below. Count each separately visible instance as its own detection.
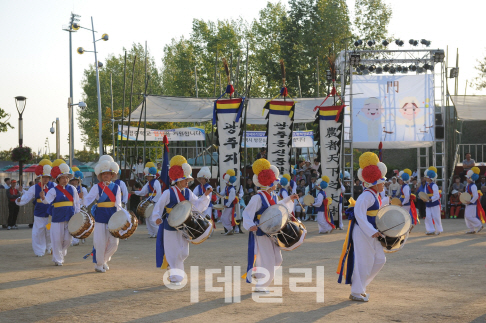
[379,221,406,234]
[296,198,306,210]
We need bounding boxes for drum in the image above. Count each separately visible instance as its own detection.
[459,192,472,204]
[212,204,225,211]
[303,195,315,206]
[68,209,95,239]
[168,201,213,244]
[390,198,402,206]
[137,198,155,218]
[375,205,411,253]
[108,209,138,239]
[259,205,306,250]
[418,191,429,202]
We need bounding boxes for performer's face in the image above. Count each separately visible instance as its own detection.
[177,179,189,189]
[146,176,154,181]
[375,182,385,192]
[70,179,79,187]
[58,176,69,186]
[198,178,207,185]
[101,172,112,182]
[41,176,50,185]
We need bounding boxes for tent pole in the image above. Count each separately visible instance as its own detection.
[126,54,137,183]
[120,51,127,172]
[143,41,148,164]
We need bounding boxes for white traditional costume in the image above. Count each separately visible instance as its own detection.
[398,169,419,227]
[152,155,210,284]
[41,161,80,266]
[464,168,485,233]
[16,159,54,256]
[83,155,122,272]
[134,166,162,238]
[114,169,129,206]
[70,167,89,246]
[243,159,295,292]
[313,176,335,234]
[192,167,213,219]
[423,167,443,235]
[221,169,238,235]
[337,152,387,302]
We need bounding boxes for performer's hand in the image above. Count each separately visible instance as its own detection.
[79,192,84,199]
[155,218,162,225]
[289,194,299,201]
[371,232,382,238]
[249,225,258,232]
[204,187,213,196]
[39,191,45,200]
[465,201,470,205]
[16,197,21,203]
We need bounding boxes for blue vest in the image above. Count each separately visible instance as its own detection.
[290,180,295,191]
[400,184,411,206]
[163,187,190,231]
[363,189,380,229]
[425,183,440,207]
[196,183,212,207]
[466,184,477,205]
[254,192,278,236]
[224,185,236,207]
[316,190,327,213]
[34,182,55,217]
[279,188,288,200]
[93,183,118,223]
[114,179,123,197]
[51,185,76,223]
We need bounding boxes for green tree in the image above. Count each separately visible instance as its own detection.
[472,55,486,90]
[0,107,13,133]
[353,0,392,41]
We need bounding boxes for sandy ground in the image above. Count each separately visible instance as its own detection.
[0,219,485,323]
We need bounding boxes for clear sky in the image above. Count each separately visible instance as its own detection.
[1,0,484,158]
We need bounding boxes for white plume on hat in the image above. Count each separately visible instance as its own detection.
[253,174,261,188]
[99,155,114,163]
[197,167,211,180]
[59,163,70,174]
[270,165,280,180]
[143,167,150,176]
[43,165,52,177]
[182,163,192,177]
[466,170,474,178]
[377,162,387,177]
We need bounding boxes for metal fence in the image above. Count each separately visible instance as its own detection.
[456,144,486,163]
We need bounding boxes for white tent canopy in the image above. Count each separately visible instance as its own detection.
[129,95,330,124]
[450,95,486,121]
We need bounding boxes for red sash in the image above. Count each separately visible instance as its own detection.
[39,182,49,193]
[200,184,206,194]
[148,180,156,194]
[260,191,276,206]
[98,183,116,202]
[174,186,187,202]
[55,186,74,201]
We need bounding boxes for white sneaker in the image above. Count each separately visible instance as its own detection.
[95,265,106,273]
[55,262,63,266]
[71,241,80,246]
[476,226,483,233]
[254,287,269,293]
[225,230,234,236]
[7,226,11,230]
[435,232,441,236]
[81,239,86,244]
[46,249,52,255]
[170,281,181,286]
[103,263,110,271]
[36,254,44,257]
[13,225,18,229]
[349,293,369,302]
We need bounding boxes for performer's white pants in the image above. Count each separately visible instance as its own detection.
[93,223,119,267]
[317,211,333,233]
[202,207,212,219]
[146,216,158,236]
[402,205,410,213]
[32,216,51,256]
[465,205,482,230]
[425,205,443,233]
[253,235,282,288]
[338,204,343,229]
[222,208,234,231]
[50,222,72,264]
[351,224,386,295]
[164,229,189,282]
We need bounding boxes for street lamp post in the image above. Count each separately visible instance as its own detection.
[67,98,86,164]
[76,17,109,156]
[14,96,27,186]
[50,119,61,159]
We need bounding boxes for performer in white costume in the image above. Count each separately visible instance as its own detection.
[463,168,485,234]
[69,168,89,246]
[16,159,54,256]
[221,169,238,235]
[134,166,161,238]
[337,152,387,302]
[152,155,211,285]
[114,169,129,207]
[398,168,419,229]
[83,155,122,273]
[313,176,335,234]
[40,161,80,266]
[192,167,213,219]
[243,159,298,293]
[423,167,443,235]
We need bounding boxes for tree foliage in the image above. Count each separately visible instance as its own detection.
[0,107,13,133]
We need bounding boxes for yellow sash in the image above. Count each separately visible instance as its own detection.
[400,195,405,198]
[53,201,73,208]
[165,207,172,213]
[149,192,157,196]
[366,210,378,217]
[36,198,42,203]
[256,214,262,220]
[97,202,115,208]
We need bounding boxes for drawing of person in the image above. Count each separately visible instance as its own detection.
[395,96,426,141]
[356,97,383,142]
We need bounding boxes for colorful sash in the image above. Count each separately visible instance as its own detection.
[55,186,74,201]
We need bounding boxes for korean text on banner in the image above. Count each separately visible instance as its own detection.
[117,125,205,142]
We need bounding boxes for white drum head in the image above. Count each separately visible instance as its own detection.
[144,202,154,218]
[212,204,225,211]
[68,212,85,234]
[108,210,130,232]
[375,205,411,238]
[418,191,429,202]
[259,204,289,235]
[168,201,193,228]
[459,192,471,204]
[303,195,315,206]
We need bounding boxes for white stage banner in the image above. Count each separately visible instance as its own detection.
[351,74,435,148]
[317,104,344,218]
[264,100,295,175]
[242,131,314,148]
[214,98,244,193]
[117,125,205,141]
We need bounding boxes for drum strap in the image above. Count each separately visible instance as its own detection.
[55,186,73,202]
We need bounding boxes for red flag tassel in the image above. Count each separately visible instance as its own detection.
[378,141,383,162]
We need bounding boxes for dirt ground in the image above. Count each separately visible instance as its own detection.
[1,219,485,323]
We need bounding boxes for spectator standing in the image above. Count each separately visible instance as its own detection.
[295,170,306,184]
[132,157,144,180]
[7,180,21,229]
[256,148,267,160]
[353,179,363,197]
[460,153,475,179]
[449,190,461,219]
[297,179,306,193]
[305,176,318,221]
[478,176,486,190]
[3,178,11,189]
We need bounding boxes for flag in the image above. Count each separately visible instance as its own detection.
[378,141,383,162]
[160,135,170,191]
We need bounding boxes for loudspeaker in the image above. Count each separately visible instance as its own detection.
[435,114,443,126]
[435,126,444,139]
